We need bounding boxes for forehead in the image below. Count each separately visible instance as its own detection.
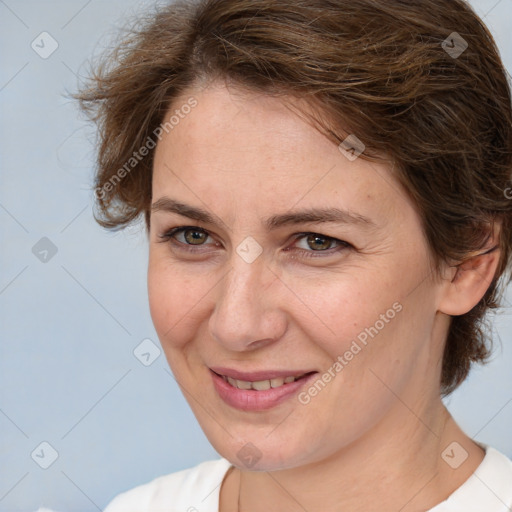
[156,83,338,171]
[151,82,414,231]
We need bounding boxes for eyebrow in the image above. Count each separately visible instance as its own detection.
[151,197,376,230]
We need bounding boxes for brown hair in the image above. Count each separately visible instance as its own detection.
[77,0,512,395]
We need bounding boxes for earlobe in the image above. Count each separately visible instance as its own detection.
[438,244,501,316]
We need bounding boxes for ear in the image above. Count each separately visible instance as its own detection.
[438,226,501,316]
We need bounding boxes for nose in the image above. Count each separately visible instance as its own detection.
[208,254,288,352]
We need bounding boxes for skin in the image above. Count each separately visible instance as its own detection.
[147,80,500,511]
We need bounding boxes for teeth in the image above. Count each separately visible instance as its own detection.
[236,379,252,390]
[222,374,307,390]
[270,377,285,388]
[252,379,271,390]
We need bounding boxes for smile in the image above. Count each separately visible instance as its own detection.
[219,372,311,390]
[210,368,318,411]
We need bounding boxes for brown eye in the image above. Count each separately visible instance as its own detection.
[183,229,208,245]
[289,232,351,259]
[159,226,214,248]
[305,234,334,251]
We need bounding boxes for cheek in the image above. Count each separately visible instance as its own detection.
[291,268,425,391]
[147,255,205,349]
[288,272,397,356]
[305,271,436,405]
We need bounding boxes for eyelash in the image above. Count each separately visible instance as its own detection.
[157,226,351,259]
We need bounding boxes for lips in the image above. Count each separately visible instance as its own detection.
[210,366,316,382]
[209,367,318,411]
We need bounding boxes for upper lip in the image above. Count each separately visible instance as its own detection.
[210,367,317,382]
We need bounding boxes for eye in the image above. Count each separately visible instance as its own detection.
[289,232,350,258]
[158,226,351,259]
[158,226,217,250]
[175,227,209,245]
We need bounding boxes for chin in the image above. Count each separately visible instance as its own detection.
[194,411,327,471]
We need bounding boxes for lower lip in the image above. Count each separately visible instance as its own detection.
[210,370,317,411]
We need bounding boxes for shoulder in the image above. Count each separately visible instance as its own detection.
[430,445,512,511]
[104,458,233,512]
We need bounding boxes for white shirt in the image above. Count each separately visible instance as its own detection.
[103,446,512,511]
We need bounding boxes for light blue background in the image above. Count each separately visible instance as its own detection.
[1,0,511,510]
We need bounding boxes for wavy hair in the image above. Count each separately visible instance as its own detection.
[76,0,512,394]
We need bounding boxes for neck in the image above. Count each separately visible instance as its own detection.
[224,399,484,512]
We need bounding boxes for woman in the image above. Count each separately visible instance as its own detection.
[77,0,512,510]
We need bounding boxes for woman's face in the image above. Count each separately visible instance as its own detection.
[148,82,447,470]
